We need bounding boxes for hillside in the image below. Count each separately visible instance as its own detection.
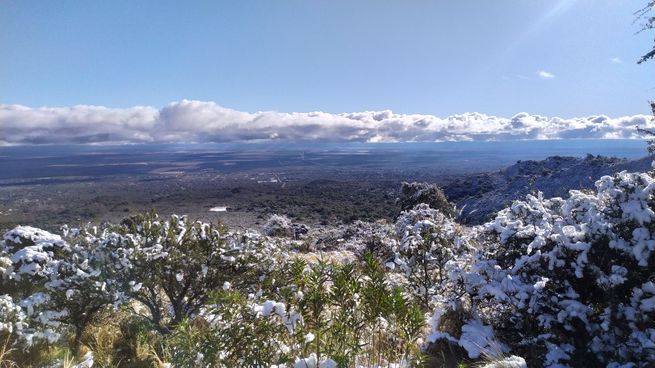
[445,154,654,224]
[1,158,654,367]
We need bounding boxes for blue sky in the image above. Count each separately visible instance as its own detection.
[1,0,654,118]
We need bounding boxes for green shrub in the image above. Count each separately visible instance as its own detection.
[169,254,426,367]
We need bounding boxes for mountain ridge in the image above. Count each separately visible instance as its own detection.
[444,154,654,224]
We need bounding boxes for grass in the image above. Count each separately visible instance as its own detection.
[0,336,18,368]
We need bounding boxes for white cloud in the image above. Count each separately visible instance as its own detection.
[610,57,623,64]
[537,70,555,80]
[0,100,651,145]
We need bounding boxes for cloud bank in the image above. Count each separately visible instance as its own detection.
[0,100,652,145]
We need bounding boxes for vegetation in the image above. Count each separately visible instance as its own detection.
[398,182,455,218]
[2,153,655,367]
[636,1,655,64]
[0,209,434,367]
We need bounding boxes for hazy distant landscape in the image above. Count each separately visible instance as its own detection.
[0,139,649,232]
[0,140,649,182]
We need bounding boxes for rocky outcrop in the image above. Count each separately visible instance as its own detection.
[444,154,653,224]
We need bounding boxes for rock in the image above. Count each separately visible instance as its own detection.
[443,155,653,224]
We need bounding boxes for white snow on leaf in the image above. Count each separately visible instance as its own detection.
[459,319,500,359]
[304,332,315,343]
[481,355,527,368]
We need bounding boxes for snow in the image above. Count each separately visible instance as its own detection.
[3,226,63,245]
[459,319,501,359]
[426,166,655,366]
[73,351,94,368]
[481,356,527,368]
[293,354,337,368]
[304,332,315,343]
[545,342,572,367]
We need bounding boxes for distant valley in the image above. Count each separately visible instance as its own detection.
[0,140,650,232]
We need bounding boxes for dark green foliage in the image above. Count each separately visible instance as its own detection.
[117,211,267,332]
[636,1,655,64]
[398,182,455,218]
[402,230,456,311]
[169,254,426,367]
[636,102,655,155]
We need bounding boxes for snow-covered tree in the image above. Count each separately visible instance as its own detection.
[393,204,471,310]
[262,214,308,239]
[0,226,123,351]
[398,182,455,217]
[430,170,655,367]
[116,212,278,332]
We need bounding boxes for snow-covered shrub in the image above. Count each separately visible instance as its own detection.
[262,214,308,239]
[116,212,280,331]
[170,290,298,367]
[398,182,455,217]
[170,255,426,367]
[432,170,655,367]
[0,212,287,358]
[393,204,473,310]
[301,220,394,257]
[47,226,131,352]
[480,355,527,368]
[310,220,397,256]
[1,226,70,288]
[0,226,124,350]
[0,295,26,337]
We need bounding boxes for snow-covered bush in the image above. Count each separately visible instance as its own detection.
[170,290,298,367]
[393,204,473,310]
[431,170,655,367]
[398,182,455,217]
[170,255,426,367]
[310,219,397,256]
[0,226,124,350]
[1,226,70,289]
[116,212,280,331]
[480,355,527,368]
[262,214,308,239]
[0,295,26,338]
[0,212,287,361]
